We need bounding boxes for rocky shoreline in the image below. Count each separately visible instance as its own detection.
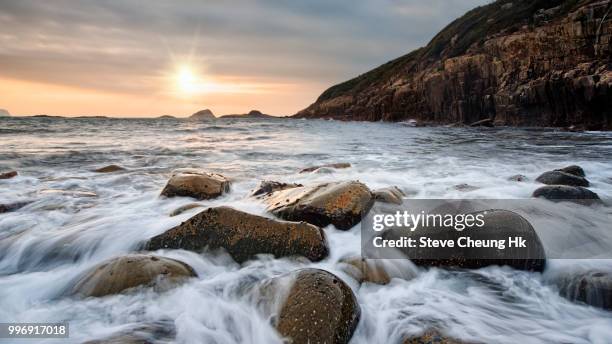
[295,0,612,130]
[1,163,610,343]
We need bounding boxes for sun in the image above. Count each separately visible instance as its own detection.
[176,65,200,95]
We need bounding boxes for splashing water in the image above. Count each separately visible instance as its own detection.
[1,117,612,343]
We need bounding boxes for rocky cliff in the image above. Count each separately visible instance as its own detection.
[295,0,612,130]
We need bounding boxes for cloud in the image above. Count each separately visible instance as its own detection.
[0,0,488,115]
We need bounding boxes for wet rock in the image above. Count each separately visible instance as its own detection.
[532,185,601,205]
[338,256,416,285]
[556,271,612,311]
[299,163,351,173]
[160,169,230,200]
[403,329,473,344]
[535,171,589,187]
[250,180,302,197]
[554,165,586,178]
[469,118,494,127]
[93,165,126,173]
[453,184,479,192]
[82,321,175,344]
[168,203,204,217]
[373,186,405,205]
[71,254,197,298]
[146,206,328,263]
[276,269,360,344]
[508,174,527,182]
[262,181,374,230]
[40,189,98,197]
[0,201,30,213]
[383,209,546,272]
[0,171,17,179]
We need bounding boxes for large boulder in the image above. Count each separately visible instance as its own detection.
[160,169,230,200]
[0,171,17,179]
[262,181,374,230]
[532,185,601,205]
[556,271,612,311]
[299,163,351,173]
[535,171,589,187]
[70,254,197,298]
[276,269,360,344]
[145,206,328,263]
[555,165,585,177]
[382,209,546,272]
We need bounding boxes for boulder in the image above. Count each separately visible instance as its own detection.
[382,209,546,272]
[160,169,230,200]
[373,186,405,205]
[532,185,601,205]
[250,180,302,197]
[508,174,527,182]
[554,165,585,177]
[276,269,360,344]
[169,203,204,217]
[0,171,17,179]
[93,165,126,173]
[403,329,473,344]
[556,271,612,311]
[338,256,415,285]
[71,254,197,298]
[262,181,374,230]
[299,163,351,173]
[145,206,328,263]
[535,171,589,187]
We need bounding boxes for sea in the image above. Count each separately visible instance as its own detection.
[1,116,612,343]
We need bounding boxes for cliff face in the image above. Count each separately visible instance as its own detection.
[295,0,612,130]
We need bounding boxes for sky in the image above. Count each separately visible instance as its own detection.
[0,0,487,117]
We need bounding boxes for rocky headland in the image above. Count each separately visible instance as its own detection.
[295,0,612,130]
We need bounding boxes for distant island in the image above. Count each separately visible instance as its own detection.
[189,109,215,120]
[74,115,109,119]
[158,115,176,119]
[220,110,274,119]
[0,109,10,117]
